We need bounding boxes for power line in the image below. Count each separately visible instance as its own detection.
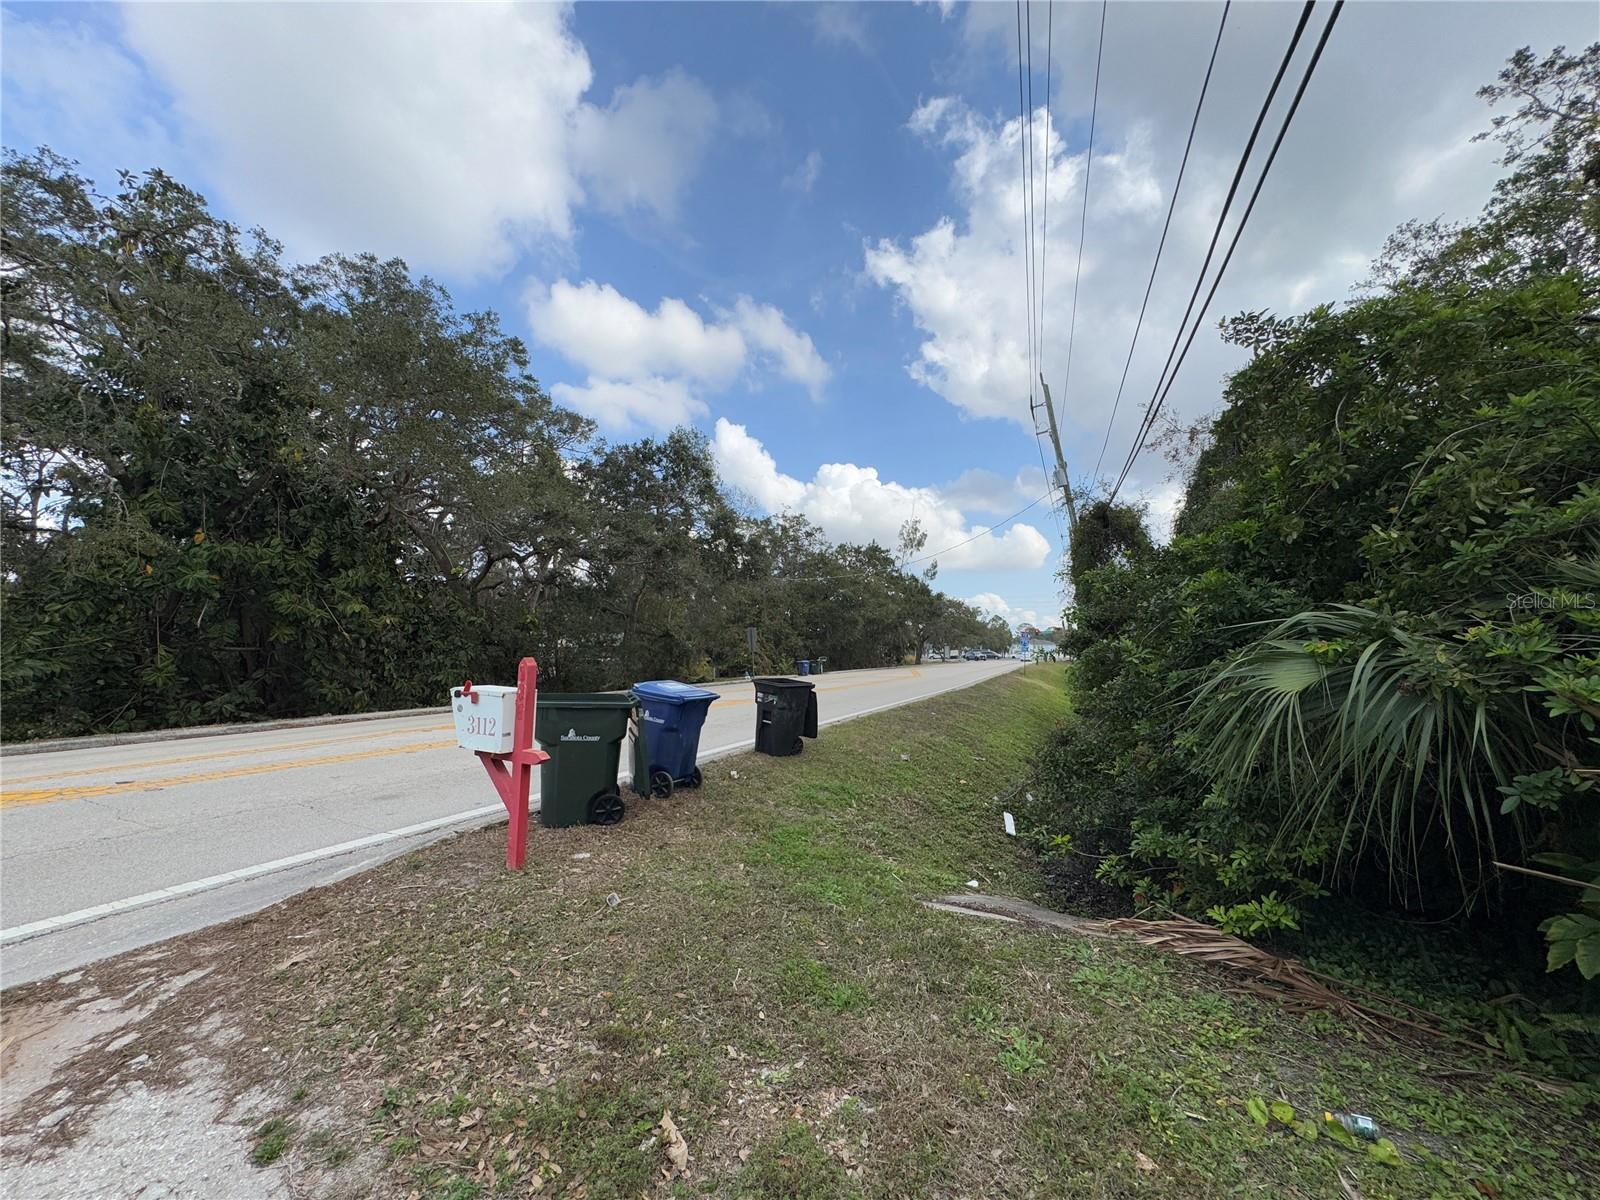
[1055,0,1108,426]
[1016,0,1039,410]
[1113,0,1350,499]
[1108,0,1318,500]
[902,489,1054,568]
[1037,1,1054,366]
[1090,0,1230,485]
[1111,0,1343,501]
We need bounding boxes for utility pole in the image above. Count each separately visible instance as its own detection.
[1033,375,1077,531]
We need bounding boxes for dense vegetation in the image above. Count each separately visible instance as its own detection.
[0,151,1012,740]
[1024,45,1599,1070]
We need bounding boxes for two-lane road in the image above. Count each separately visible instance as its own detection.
[0,659,1018,987]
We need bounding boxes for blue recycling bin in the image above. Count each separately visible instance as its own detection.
[796,659,812,675]
[631,680,719,798]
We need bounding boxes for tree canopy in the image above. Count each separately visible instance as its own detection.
[0,151,1022,739]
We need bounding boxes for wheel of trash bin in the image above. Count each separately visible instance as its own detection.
[689,767,703,788]
[649,769,674,799]
[791,736,804,755]
[588,791,626,826]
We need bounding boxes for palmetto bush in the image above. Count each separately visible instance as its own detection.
[1188,602,1585,913]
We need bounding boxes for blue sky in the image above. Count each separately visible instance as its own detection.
[4,1,1593,628]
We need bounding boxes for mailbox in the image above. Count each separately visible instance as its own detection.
[451,683,517,754]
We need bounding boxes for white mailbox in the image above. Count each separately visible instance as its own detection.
[451,684,518,755]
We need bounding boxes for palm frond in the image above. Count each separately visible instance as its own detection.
[1188,606,1543,905]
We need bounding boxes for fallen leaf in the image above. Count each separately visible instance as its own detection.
[656,1110,689,1176]
[1134,1151,1157,1172]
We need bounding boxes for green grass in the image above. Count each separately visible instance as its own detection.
[218,666,1595,1198]
[251,1117,293,1166]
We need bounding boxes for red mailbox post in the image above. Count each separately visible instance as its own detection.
[456,656,550,870]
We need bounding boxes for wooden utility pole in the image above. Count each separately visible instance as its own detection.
[1034,376,1077,531]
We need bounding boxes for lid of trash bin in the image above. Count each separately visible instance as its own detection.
[752,676,816,691]
[632,679,719,704]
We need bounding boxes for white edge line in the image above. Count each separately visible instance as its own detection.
[0,664,1019,945]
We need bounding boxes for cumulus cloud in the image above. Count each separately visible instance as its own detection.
[530,280,746,387]
[865,95,1160,430]
[529,283,829,432]
[711,419,1051,571]
[726,296,832,396]
[549,377,707,433]
[117,4,592,276]
[967,592,1040,630]
[65,5,725,276]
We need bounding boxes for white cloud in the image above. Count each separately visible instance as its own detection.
[727,296,832,395]
[0,14,177,173]
[530,280,746,387]
[710,418,809,511]
[864,96,1160,430]
[549,377,707,433]
[712,419,1052,571]
[94,5,725,276]
[572,70,719,222]
[119,3,593,276]
[529,283,829,433]
[785,149,824,193]
[966,592,1040,630]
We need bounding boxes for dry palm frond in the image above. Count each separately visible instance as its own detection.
[1100,915,1378,1021]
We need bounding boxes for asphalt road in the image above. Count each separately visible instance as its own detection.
[0,659,1019,987]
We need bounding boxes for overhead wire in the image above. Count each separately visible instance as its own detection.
[1037,1,1053,368]
[1054,0,1108,432]
[1031,1,1070,554]
[1107,0,1318,500]
[1110,0,1343,500]
[1090,0,1231,485]
[1016,1,1039,413]
[901,489,1055,568]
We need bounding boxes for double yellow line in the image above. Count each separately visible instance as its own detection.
[1,726,455,809]
[1,667,927,810]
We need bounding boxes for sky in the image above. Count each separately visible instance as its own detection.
[3,0,1592,630]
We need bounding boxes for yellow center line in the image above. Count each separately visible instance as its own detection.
[1,739,459,809]
[2,723,455,785]
[2,667,939,809]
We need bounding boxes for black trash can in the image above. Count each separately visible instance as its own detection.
[752,677,818,757]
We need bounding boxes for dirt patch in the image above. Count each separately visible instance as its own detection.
[1041,851,1135,919]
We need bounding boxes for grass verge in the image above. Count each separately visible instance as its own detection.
[9,667,1596,1199]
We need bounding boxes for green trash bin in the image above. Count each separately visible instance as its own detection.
[534,693,648,827]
